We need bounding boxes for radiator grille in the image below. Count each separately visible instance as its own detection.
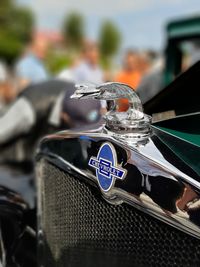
[38,160,200,267]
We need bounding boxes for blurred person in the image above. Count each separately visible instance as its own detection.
[190,41,200,65]
[63,41,106,110]
[0,80,101,162]
[0,61,8,112]
[137,50,156,77]
[115,50,141,88]
[0,61,16,114]
[15,35,49,91]
[0,61,7,81]
[115,50,141,111]
[137,56,164,104]
[71,41,104,84]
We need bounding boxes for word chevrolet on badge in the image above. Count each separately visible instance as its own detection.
[88,143,126,192]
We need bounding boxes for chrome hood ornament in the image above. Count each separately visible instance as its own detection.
[71,82,152,142]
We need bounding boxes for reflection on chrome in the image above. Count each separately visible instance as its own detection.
[71,82,151,142]
[125,138,200,237]
[39,82,200,239]
[71,83,200,237]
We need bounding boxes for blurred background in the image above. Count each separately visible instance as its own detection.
[0,2,200,265]
[0,0,199,86]
[0,0,200,128]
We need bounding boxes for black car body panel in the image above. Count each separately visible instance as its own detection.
[36,66,200,266]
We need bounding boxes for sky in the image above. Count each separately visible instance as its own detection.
[17,0,200,51]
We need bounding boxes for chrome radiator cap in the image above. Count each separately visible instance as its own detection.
[71,82,152,143]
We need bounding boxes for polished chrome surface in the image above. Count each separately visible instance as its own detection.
[37,84,200,239]
[37,128,200,239]
[71,82,151,142]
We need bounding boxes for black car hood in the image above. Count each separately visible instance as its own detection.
[144,61,200,116]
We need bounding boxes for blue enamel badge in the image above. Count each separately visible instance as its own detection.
[88,143,126,192]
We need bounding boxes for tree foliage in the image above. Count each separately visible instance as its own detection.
[63,13,84,49]
[99,21,121,60]
[0,0,34,63]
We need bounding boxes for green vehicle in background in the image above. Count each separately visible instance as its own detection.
[142,15,200,118]
[164,15,200,86]
[138,15,200,116]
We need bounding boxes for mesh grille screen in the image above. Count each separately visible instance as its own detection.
[38,160,200,267]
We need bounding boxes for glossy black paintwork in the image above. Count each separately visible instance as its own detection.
[38,132,200,184]
[0,164,36,266]
[144,61,200,116]
[37,125,200,238]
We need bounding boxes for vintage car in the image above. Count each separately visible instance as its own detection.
[36,62,200,267]
[0,15,199,266]
[163,16,200,86]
